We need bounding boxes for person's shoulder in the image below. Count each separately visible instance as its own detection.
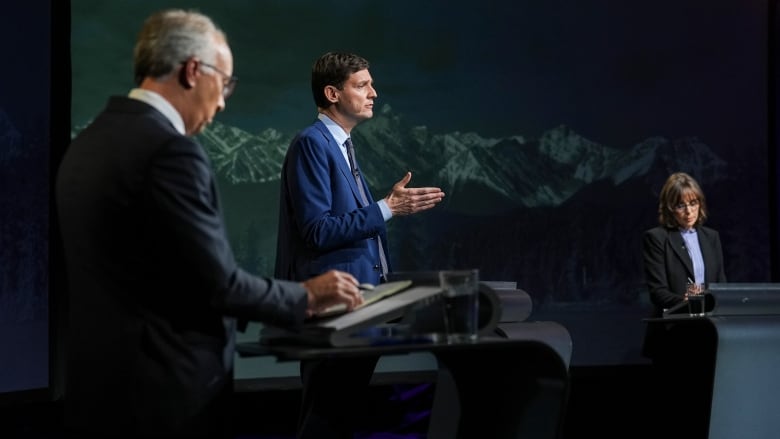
[104,95,182,134]
[698,225,721,238]
[644,225,668,238]
[291,120,332,146]
[297,119,329,138]
[106,95,153,113]
[75,96,182,144]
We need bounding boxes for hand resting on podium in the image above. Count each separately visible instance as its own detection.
[307,280,413,320]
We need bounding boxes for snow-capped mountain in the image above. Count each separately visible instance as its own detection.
[200,104,730,216]
[198,125,290,184]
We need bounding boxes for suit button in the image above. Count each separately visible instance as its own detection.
[373,265,380,271]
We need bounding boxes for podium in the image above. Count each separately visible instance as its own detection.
[644,283,780,439]
[239,335,570,439]
[240,273,572,438]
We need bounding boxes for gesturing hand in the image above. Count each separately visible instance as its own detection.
[384,172,445,216]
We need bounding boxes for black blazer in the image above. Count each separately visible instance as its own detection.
[57,97,308,437]
[641,225,727,358]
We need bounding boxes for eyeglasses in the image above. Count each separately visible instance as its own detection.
[196,61,238,99]
[673,200,699,212]
[199,61,238,98]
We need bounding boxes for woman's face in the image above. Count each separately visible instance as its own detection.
[672,192,700,230]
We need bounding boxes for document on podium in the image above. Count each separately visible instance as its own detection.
[310,280,414,320]
[261,283,444,347]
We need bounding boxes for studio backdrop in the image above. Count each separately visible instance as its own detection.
[68,0,771,366]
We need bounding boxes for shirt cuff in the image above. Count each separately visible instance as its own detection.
[378,199,392,221]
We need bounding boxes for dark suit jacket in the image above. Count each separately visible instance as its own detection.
[57,96,308,437]
[641,225,726,358]
[274,119,390,284]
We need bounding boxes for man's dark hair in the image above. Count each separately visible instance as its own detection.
[311,52,370,109]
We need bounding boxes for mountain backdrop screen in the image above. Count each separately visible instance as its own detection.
[70,0,771,365]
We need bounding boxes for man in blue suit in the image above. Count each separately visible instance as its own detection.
[275,52,445,437]
[275,52,445,287]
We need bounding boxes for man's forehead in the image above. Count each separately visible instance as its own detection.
[214,42,234,69]
[348,69,372,83]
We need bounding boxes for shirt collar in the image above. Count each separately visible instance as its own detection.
[128,88,186,135]
[318,113,349,147]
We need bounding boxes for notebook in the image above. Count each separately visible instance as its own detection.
[307,279,413,320]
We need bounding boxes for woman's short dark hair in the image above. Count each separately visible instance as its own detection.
[657,172,709,228]
[311,52,370,109]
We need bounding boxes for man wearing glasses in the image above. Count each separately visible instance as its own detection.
[57,9,363,439]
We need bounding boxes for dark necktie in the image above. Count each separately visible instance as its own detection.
[345,137,388,278]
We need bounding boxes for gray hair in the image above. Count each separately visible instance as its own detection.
[133,9,226,85]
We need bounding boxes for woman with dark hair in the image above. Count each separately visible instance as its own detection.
[641,172,728,438]
[642,171,727,328]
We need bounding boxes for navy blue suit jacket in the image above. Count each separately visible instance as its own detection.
[275,119,390,284]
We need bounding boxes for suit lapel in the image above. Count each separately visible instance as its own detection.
[312,120,367,207]
[669,230,694,278]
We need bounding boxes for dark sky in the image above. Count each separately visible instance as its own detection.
[71,0,767,149]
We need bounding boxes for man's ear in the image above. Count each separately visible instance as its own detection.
[324,85,339,103]
[179,60,195,90]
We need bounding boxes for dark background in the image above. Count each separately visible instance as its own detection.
[1,0,778,437]
[0,0,55,398]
